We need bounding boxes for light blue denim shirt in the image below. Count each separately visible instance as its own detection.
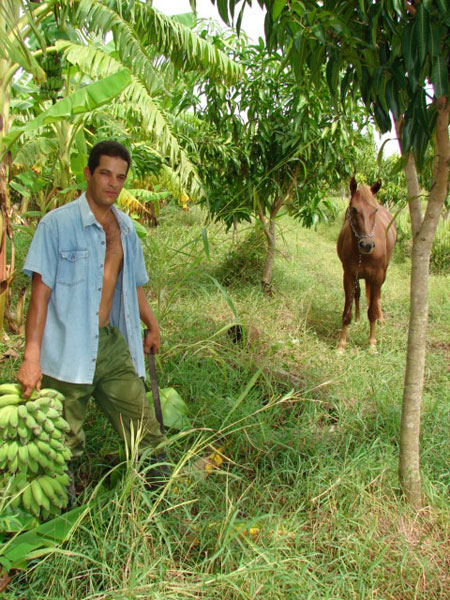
[23,193,149,384]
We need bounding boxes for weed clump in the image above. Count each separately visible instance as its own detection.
[214,225,266,287]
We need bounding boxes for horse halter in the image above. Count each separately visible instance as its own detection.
[347,207,378,240]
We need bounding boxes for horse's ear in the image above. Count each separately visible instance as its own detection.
[371,180,381,195]
[350,177,357,196]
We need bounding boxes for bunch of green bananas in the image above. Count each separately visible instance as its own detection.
[0,383,72,520]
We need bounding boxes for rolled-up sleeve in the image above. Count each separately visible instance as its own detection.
[22,221,58,290]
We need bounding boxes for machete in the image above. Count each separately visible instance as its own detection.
[144,330,165,435]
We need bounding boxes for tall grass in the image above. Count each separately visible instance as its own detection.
[2,204,449,599]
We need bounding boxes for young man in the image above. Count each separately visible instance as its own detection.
[17,140,167,492]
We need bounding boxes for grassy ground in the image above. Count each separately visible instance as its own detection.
[1,202,449,599]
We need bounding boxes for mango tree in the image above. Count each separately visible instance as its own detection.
[208,0,449,507]
[190,34,366,292]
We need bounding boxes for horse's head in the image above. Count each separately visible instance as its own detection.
[348,178,381,254]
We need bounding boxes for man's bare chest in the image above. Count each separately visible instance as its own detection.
[103,216,123,264]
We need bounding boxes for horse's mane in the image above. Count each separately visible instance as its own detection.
[357,184,379,208]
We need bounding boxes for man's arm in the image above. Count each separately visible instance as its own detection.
[137,286,160,354]
[17,272,52,397]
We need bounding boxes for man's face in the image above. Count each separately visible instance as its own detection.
[84,155,128,209]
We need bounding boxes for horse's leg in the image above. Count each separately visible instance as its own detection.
[337,271,354,353]
[377,271,387,325]
[367,281,382,351]
[354,280,361,321]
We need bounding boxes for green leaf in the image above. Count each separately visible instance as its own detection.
[201,227,211,261]
[0,505,86,569]
[4,69,131,150]
[386,78,401,120]
[147,388,191,430]
[431,55,448,98]
[205,275,238,320]
[402,22,416,74]
[132,219,148,239]
[272,0,287,21]
[429,24,442,58]
[414,4,429,64]
[217,0,230,25]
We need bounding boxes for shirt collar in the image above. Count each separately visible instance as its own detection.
[78,193,130,234]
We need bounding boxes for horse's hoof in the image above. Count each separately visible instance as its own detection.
[336,346,345,355]
[369,345,378,355]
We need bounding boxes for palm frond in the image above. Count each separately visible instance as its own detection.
[75,0,165,95]
[13,136,58,169]
[76,0,242,84]
[57,41,202,199]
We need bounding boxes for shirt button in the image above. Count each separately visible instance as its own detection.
[101,241,105,245]
[98,288,101,292]
[99,264,103,269]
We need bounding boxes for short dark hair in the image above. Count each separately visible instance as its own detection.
[87,140,131,174]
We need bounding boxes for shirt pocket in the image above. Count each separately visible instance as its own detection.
[57,249,88,285]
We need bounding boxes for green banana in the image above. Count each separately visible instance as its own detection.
[22,484,33,512]
[38,430,50,443]
[0,383,22,396]
[42,419,55,434]
[25,400,39,413]
[0,406,14,429]
[30,477,44,506]
[39,475,57,503]
[49,438,64,451]
[32,425,42,437]
[7,441,19,462]
[37,453,50,470]
[54,418,70,433]
[0,393,22,409]
[54,454,65,466]
[25,413,38,429]
[61,447,72,461]
[34,409,47,424]
[38,389,64,401]
[55,472,70,487]
[0,444,7,463]
[8,406,19,428]
[17,404,28,420]
[27,441,40,461]
[39,487,51,513]
[18,444,29,465]
[43,407,60,420]
[27,456,40,474]
[50,428,63,440]
[17,423,29,440]
[30,497,41,518]
[9,455,18,473]
[6,425,17,439]
[40,507,51,521]
[36,440,52,456]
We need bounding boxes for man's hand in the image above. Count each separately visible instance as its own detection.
[17,359,42,398]
[143,326,160,355]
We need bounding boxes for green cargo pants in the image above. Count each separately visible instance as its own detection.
[42,325,165,458]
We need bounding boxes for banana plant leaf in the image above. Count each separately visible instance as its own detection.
[3,69,131,152]
[0,504,86,572]
[146,387,191,431]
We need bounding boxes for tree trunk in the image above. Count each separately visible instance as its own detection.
[399,97,450,508]
[261,215,276,294]
[395,117,422,236]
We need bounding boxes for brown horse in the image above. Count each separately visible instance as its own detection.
[337,178,396,352]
